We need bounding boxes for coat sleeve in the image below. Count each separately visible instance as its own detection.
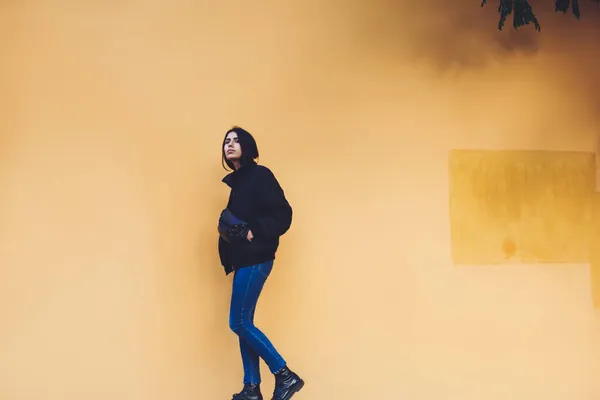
[252,168,292,238]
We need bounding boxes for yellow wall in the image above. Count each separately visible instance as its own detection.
[1,2,600,400]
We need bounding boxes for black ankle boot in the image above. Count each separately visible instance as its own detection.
[272,366,304,400]
[232,383,263,400]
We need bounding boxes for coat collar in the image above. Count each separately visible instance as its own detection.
[222,161,257,188]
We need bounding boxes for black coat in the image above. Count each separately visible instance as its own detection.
[218,162,292,274]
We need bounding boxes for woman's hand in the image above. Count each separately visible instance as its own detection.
[224,224,253,242]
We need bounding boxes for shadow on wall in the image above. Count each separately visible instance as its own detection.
[448,149,600,308]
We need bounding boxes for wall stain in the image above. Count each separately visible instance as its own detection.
[502,237,516,259]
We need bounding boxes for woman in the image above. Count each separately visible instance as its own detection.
[217,126,304,400]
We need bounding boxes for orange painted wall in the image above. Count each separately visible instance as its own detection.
[1,2,600,400]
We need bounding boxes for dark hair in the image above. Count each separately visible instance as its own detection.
[222,126,260,171]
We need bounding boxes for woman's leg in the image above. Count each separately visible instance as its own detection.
[237,305,261,384]
[230,261,286,378]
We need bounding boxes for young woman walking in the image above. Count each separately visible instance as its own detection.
[217,126,304,400]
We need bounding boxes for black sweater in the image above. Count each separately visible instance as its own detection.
[218,162,293,274]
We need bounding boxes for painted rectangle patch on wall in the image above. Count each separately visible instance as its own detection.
[590,194,600,308]
[449,150,595,265]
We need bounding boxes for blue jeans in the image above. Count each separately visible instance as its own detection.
[229,261,286,384]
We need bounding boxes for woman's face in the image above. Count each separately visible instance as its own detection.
[224,131,242,161]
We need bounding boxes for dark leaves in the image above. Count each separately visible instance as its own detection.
[482,0,599,30]
[513,1,541,30]
[555,0,571,13]
[572,0,581,18]
[480,0,540,30]
[497,0,514,30]
[556,0,580,18]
